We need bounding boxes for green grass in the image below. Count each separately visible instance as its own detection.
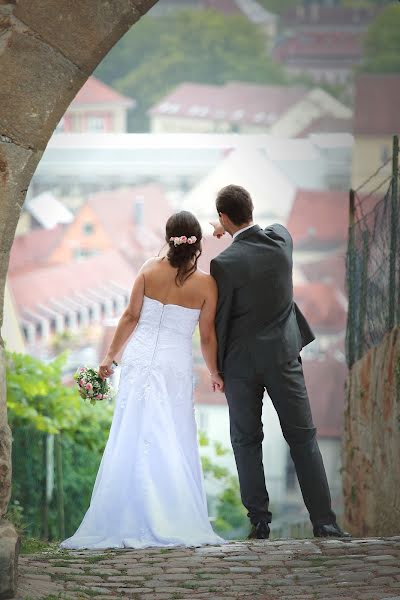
[180,582,200,589]
[20,536,62,555]
[85,552,113,563]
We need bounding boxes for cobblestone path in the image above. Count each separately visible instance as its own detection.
[16,536,400,600]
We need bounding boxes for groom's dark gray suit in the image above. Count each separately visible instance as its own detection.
[210,223,336,527]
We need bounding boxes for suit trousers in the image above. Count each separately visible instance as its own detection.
[223,356,337,527]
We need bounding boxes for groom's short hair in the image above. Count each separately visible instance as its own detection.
[216,184,254,226]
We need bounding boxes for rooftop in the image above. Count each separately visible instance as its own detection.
[9,249,136,314]
[148,81,307,126]
[287,189,349,249]
[70,76,135,108]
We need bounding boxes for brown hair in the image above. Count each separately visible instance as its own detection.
[216,184,253,226]
[165,211,202,286]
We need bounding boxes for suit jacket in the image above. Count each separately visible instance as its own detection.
[210,224,315,376]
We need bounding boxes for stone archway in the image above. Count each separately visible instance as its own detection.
[0,1,158,596]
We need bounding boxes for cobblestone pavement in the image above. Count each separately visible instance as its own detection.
[16,536,400,600]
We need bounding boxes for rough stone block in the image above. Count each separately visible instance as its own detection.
[0,19,86,150]
[0,520,19,600]
[13,0,158,74]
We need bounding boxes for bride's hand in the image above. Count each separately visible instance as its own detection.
[209,220,226,239]
[99,357,114,380]
[211,372,224,393]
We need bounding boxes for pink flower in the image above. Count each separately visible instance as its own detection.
[85,383,93,390]
[80,367,85,372]
[79,379,85,387]
[96,394,103,399]
[180,236,187,243]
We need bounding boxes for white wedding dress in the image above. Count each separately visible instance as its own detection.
[60,295,226,549]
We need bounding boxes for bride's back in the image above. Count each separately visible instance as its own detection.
[143,257,209,311]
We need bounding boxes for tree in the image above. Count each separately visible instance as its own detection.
[6,350,114,540]
[362,4,400,73]
[94,9,288,131]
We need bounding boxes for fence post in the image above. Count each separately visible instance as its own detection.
[389,134,399,329]
[55,433,65,540]
[346,189,356,367]
[358,230,369,359]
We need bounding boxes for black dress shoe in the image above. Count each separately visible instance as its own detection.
[247,520,270,540]
[313,522,351,538]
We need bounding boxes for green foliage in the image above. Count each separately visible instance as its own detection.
[6,351,113,540]
[6,350,114,444]
[94,9,287,131]
[213,476,248,535]
[256,0,299,14]
[362,4,400,73]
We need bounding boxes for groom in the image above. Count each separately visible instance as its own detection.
[210,184,349,540]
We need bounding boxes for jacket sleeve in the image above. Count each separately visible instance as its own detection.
[210,258,234,374]
[264,223,293,249]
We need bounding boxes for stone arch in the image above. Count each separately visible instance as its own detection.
[0,1,157,595]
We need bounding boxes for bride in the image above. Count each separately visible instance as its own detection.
[59,211,227,549]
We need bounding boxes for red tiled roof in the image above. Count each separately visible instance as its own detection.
[300,254,347,294]
[273,31,363,61]
[302,355,346,438]
[9,224,66,275]
[294,281,347,333]
[148,81,307,126]
[85,183,173,262]
[287,189,348,249]
[70,76,134,108]
[296,115,353,137]
[353,74,400,136]
[9,249,136,313]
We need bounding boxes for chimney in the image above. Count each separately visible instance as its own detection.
[134,195,144,227]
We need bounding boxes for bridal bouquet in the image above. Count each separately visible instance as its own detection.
[74,366,114,405]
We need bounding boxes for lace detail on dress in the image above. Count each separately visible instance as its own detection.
[59,295,226,550]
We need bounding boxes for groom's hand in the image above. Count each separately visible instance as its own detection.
[209,221,226,239]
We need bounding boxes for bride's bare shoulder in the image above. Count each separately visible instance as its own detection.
[140,256,163,272]
[195,269,217,291]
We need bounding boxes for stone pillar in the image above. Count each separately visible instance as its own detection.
[0,1,158,597]
[342,326,400,536]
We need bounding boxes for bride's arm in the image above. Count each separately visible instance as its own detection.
[99,267,146,379]
[199,276,224,393]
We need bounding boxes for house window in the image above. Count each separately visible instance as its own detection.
[87,116,106,132]
[83,222,94,235]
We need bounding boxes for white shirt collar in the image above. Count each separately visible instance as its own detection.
[232,223,255,239]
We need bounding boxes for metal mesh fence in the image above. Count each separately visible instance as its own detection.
[345,136,399,368]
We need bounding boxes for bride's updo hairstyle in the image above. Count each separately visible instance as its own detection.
[165,211,202,286]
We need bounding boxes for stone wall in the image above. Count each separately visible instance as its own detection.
[343,326,400,536]
[0,1,158,597]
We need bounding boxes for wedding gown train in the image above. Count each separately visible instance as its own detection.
[59,295,226,549]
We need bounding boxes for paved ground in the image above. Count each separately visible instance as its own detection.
[16,536,400,600]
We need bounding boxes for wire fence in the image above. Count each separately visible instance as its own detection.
[345,135,399,368]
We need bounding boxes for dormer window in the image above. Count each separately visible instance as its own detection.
[83,222,94,235]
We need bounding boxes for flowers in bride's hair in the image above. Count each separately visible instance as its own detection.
[169,235,197,246]
[73,366,114,405]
